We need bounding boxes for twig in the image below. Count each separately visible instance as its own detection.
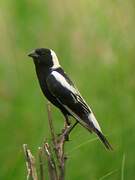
[47,102,71,180]
[23,144,38,180]
[56,126,71,180]
[47,102,57,146]
[44,143,58,180]
[38,147,45,180]
[23,102,71,180]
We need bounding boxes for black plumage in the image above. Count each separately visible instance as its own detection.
[28,48,112,150]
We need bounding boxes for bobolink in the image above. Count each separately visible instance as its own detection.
[28,48,112,150]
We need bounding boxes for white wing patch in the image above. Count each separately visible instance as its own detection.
[51,71,77,94]
[88,113,101,132]
[51,70,101,132]
[51,50,61,69]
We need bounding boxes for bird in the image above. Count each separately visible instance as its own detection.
[28,48,112,150]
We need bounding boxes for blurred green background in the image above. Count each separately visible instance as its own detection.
[0,0,135,179]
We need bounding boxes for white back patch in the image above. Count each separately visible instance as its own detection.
[51,49,61,69]
[51,70,101,132]
[51,71,76,93]
[88,113,101,132]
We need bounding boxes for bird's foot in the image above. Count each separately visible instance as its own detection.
[57,125,71,141]
[64,133,69,141]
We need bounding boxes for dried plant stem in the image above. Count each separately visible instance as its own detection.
[38,147,45,180]
[47,102,71,180]
[44,143,58,180]
[23,144,38,180]
[23,102,71,180]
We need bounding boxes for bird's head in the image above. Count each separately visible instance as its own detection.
[28,48,60,69]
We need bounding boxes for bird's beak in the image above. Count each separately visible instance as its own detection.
[28,51,38,58]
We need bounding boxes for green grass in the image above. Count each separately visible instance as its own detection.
[0,0,135,179]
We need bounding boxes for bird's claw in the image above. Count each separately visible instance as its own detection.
[64,133,69,141]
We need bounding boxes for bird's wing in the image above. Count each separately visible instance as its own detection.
[46,70,101,132]
[46,70,113,150]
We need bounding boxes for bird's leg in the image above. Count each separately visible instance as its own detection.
[67,121,78,134]
[58,115,71,136]
[64,121,78,141]
[59,115,78,141]
[62,115,71,132]
[64,114,71,127]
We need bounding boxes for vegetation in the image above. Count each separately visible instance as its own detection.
[0,0,135,179]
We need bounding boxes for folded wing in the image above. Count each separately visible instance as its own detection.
[46,70,112,150]
[46,70,100,131]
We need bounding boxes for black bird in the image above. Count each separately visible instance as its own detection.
[28,48,112,150]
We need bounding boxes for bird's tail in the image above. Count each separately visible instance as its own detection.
[94,128,113,150]
[81,121,113,150]
[86,112,113,150]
